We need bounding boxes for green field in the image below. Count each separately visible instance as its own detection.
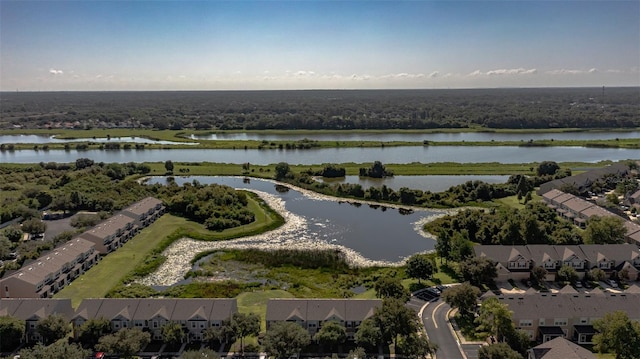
[55,193,283,307]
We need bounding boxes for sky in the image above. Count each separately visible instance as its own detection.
[1,0,639,91]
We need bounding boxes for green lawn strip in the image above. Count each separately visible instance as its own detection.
[54,214,184,307]
[137,160,611,177]
[56,193,284,306]
[495,192,542,209]
[237,290,294,331]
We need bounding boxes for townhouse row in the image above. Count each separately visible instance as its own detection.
[0,298,381,346]
[541,188,640,245]
[474,244,640,282]
[0,197,165,298]
[484,285,640,345]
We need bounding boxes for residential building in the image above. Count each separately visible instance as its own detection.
[0,238,99,298]
[0,298,74,343]
[474,244,640,282]
[486,287,640,345]
[77,214,137,254]
[72,298,237,343]
[537,163,629,195]
[121,197,165,227]
[528,336,596,359]
[266,299,381,339]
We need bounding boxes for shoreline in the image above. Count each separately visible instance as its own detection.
[137,178,463,287]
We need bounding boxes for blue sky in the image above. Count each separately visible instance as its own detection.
[1,1,638,90]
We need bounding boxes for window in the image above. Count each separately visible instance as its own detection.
[539,319,545,326]
[519,320,533,327]
[554,319,567,326]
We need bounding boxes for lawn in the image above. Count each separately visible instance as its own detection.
[495,192,542,210]
[55,214,183,307]
[56,193,283,307]
[237,290,294,330]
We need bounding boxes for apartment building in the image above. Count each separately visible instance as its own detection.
[266,299,381,340]
[0,298,74,343]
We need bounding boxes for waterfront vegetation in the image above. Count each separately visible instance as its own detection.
[2,127,640,150]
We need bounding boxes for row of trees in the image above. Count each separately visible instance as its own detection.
[3,88,638,130]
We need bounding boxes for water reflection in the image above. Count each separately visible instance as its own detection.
[146,176,442,262]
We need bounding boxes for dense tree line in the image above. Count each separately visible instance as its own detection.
[428,201,583,247]
[2,88,638,130]
[160,180,254,231]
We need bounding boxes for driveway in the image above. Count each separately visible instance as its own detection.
[421,298,481,359]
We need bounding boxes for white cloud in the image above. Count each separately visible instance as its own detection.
[486,68,537,75]
[49,68,63,75]
[605,69,622,73]
[546,68,599,75]
[468,70,483,77]
[429,71,439,78]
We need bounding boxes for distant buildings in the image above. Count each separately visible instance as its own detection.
[537,163,630,196]
[0,197,164,298]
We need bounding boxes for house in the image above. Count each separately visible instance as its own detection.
[121,197,165,227]
[537,163,629,195]
[77,214,137,254]
[490,287,640,344]
[527,336,596,359]
[474,244,640,282]
[72,298,237,343]
[0,238,99,298]
[0,298,74,343]
[266,299,381,339]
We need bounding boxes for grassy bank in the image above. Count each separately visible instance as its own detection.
[1,128,639,149]
[55,193,284,307]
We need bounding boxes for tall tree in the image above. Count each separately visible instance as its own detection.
[593,311,640,359]
[76,317,111,348]
[0,315,25,352]
[397,333,438,359]
[354,318,382,351]
[97,328,150,359]
[374,276,409,301]
[228,312,260,356]
[18,342,91,359]
[441,283,481,317]
[475,298,514,342]
[583,215,626,244]
[374,298,419,347]
[459,257,497,286]
[164,160,174,173]
[161,321,186,346]
[478,343,523,359]
[536,161,560,176]
[262,321,310,358]
[37,313,71,345]
[275,162,291,179]
[557,265,579,284]
[314,321,347,354]
[405,254,435,283]
[435,229,452,262]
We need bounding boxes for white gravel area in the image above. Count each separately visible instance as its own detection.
[137,178,462,287]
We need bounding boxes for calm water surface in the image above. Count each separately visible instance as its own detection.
[0,134,195,145]
[318,175,510,192]
[190,131,640,142]
[146,176,438,261]
[1,146,638,164]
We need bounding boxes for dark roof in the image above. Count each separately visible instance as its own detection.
[266,299,381,322]
[530,336,596,359]
[572,325,596,335]
[538,326,566,335]
[1,298,74,321]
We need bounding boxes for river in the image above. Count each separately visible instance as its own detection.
[1,146,638,164]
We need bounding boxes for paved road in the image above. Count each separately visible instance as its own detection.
[421,298,481,359]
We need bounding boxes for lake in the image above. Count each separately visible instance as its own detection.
[0,134,195,145]
[189,130,640,142]
[1,146,638,164]
[146,176,442,262]
[316,175,510,192]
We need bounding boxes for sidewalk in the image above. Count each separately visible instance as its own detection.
[447,308,486,346]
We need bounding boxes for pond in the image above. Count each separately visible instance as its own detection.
[316,175,510,192]
[0,134,196,145]
[189,130,640,142]
[145,176,444,263]
[2,146,638,164]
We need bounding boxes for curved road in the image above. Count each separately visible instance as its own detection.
[420,298,480,359]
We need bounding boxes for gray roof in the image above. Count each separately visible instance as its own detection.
[266,299,381,322]
[1,298,74,321]
[475,244,638,267]
[493,291,640,323]
[74,298,237,322]
[2,238,95,286]
[530,336,596,359]
[81,214,135,240]
[121,197,163,218]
